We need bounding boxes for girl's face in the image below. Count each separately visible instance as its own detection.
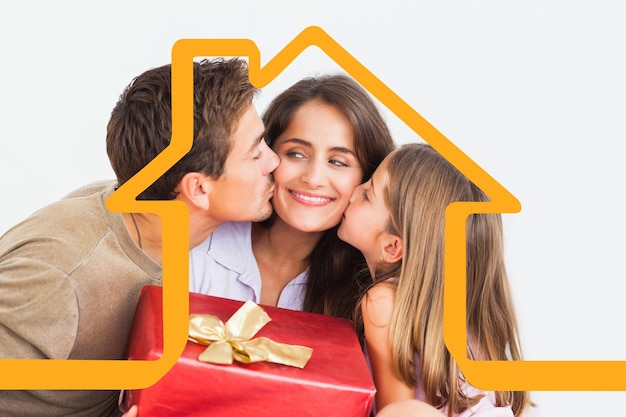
[338,158,392,262]
[271,99,363,233]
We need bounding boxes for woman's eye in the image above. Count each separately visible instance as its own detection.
[286,151,304,159]
[329,159,348,167]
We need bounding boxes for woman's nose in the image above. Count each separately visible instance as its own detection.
[300,160,324,187]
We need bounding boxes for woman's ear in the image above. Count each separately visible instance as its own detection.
[381,232,403,263]
[177,172,211,210]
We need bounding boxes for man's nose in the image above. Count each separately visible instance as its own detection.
[263,142,280,175]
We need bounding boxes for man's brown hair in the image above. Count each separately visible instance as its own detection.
[106,58,257,200]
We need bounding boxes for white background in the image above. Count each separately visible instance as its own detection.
[2,1,625,415]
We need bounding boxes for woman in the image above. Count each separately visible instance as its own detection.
[189,73,395,320]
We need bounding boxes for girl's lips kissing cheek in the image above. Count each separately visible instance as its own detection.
[288,190,334,206]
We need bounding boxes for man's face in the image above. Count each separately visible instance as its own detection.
[208,104,280,222]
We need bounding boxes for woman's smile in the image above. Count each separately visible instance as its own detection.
[288,189,335,206]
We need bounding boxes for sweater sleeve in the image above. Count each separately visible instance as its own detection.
[0,254,78,359]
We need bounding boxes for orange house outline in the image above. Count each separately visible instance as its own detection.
[0,25,612,391]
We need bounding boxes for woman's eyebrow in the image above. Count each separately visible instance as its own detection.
[329,146,356,156]
[280,138,356,157]
[281,138,311,147]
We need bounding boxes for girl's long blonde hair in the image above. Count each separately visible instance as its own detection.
[380,143,530,416]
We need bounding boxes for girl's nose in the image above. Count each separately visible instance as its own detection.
[349,183,361,203]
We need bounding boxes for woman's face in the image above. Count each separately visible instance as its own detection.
[271,99,363,233]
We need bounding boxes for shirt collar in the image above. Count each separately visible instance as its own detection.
[205,221,251,274]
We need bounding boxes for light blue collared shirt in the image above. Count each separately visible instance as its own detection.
[189,221,307,310]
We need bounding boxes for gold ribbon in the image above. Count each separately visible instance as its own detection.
[188,300,313,368]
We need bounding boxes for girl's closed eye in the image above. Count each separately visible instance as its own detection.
[362,188,369,201]
[253,151,263,161]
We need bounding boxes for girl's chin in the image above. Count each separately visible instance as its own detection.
[337,233,351,245]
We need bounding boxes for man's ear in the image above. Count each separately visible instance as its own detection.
[177,172,211,210]
[381,233,403,263]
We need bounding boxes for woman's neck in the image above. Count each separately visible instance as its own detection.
[251,217,323,267]
[251,217,324,305]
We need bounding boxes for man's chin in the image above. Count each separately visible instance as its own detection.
[252,205,274,223]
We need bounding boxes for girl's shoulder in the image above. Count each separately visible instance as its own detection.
[361,277,398,328]
[363,277,398,303]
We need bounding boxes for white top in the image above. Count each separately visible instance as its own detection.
[189,221,308,310]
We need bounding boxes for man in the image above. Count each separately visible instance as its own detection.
[0,58,279,416]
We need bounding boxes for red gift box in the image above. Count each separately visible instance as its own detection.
[122,285,375,417]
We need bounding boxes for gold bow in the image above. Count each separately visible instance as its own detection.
[188,301,313,368]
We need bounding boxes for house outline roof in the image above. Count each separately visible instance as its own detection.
[4,25,605,392]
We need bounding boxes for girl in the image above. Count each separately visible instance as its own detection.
[190,73,395,320]
[338,143,531,416]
